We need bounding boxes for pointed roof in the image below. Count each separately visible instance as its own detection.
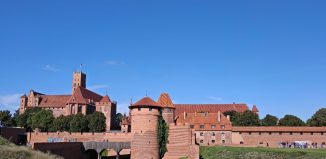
[157,93,175,109]
[100,95,111,103]
[252,105,259,112]
[129,97,162,108]
[67,86,102,104]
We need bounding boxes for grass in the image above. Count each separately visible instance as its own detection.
[0,136,62,159]
[200,146,326,159]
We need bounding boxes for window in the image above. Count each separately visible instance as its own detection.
[300,132,303,135]
[149,108,152,111]
[200,125,205,129]
[212,132,215,136]
[240,141,244,144]
[290,132,293,135]
[222,140,225,144]
[311,132,314,135]
[269,132,272,135]
[239,132,242,134]
[321,132,324,135]
[190,125,194,128]
[211,125,216,129]
[212,140,215,143]
[200,132,204,136]
[200,140,203,143]
[249,132,251,135]
[279,132,282,135]
[259,132,261,135]
[221,125,225,129]
[138,108,141,111]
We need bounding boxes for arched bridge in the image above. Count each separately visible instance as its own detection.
[83,141,131,159]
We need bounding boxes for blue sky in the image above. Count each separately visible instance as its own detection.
[0,0,326,120]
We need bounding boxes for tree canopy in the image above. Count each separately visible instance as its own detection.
[261,114,278,126]
[279,115,306,126]
[233,110,260,126]
[51,115,72,132]
[87,111,106,132]
[70,113,89,132]
[307,108,326,126]
[0,110,14,127]
[29,109,54,132]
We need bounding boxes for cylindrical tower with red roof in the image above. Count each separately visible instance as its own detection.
[129,96,162,159]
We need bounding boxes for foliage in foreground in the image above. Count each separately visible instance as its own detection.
[0,137,62,159]
[200,146,326,159]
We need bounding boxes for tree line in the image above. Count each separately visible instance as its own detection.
[0,108,108,132]
[223,108,326,126]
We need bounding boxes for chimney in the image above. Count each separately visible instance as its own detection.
[227,115,230,121]
[217,111,221,122]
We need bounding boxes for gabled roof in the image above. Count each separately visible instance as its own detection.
[174,104,249,116]
[157,93,175,109]
[39,95,71,108]
[67,86,102,104]
[252,105,259,112]
[176,112,232,131]
[100,95,111,103]
[130,97,162,108]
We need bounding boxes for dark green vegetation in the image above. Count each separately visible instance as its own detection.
[158,116,169,159]
[261,114,278,126]
[14,108,107,132]
[0,136,62,159]
[200,146,326,159]
[307,108,326,126]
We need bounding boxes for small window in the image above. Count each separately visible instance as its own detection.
[321,132,324,135]
[138,108,141,111]
[190,125,194,128]
[200,132,204,136]
[240,141,244,144]
[212,140,215,143]
[211,125,216,129]
[212,132,215,136]
[239,132,242,134]
[221,125,225,129]
[249,132,251,135]
[290,132,293,135]
[311,132,314,135]
[200,140,203,143]
[300,132,303,135]
[259,142,263,144]
[222,140,225,143]
[269,132,272,135]
[279,132,282,135]
[259,132,261,135]
[149,108,152,111]
[200,125,205,129]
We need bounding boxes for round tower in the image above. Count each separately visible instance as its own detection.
[129,97,162,159]
[157,93,175,124]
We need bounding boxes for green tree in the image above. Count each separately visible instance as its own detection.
[70,113,89,132]
[307,108,326,126]
[51,115,72,132]
[87,111,106,132]
[223,110,239,124]
[261,114,278,126]
[0,110,14,127]
[17,108,42,128]
[30,109,54,132]
[234,110,260,126]
[157,116,168,158]
[279,115,306,126]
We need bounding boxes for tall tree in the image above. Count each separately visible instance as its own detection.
[0,110,14,127]
[17,108,42,128]
[51,115,72,132]
[157,116,168,158]
[30,109,54,132]
[279,115,306,126]
[234,110,260,126]
[70,113,89,132]
[261,114,278,126]
[87,111,106,132]
[307,108,326,126]
[223,110,239,123]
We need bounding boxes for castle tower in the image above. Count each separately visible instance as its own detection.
[158,93,175,124]
[252,105,259,114]
[96,95,117,131]
[129,97,163,159]
[72,71,86,93]
[19,94,28,114]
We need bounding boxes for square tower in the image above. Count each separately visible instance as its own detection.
[72,71,86,93]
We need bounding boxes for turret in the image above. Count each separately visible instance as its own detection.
[157,93,175,124]
[129,97,162,159]
[72,71,86,93]
[252,105,259,114]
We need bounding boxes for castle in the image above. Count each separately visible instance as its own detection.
[21,71,326,159]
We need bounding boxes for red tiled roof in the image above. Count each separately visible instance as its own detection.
[174,104,249,116]
[100,95,111,103]
[232,126,326,132]
[157,93,175,109]
[177,112,232,131]
[67,86,102,104]
[130,97,162,108]
[39,95,71,108]
[252,105,259,112]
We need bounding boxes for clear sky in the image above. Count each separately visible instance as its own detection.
[0,0,325,120]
